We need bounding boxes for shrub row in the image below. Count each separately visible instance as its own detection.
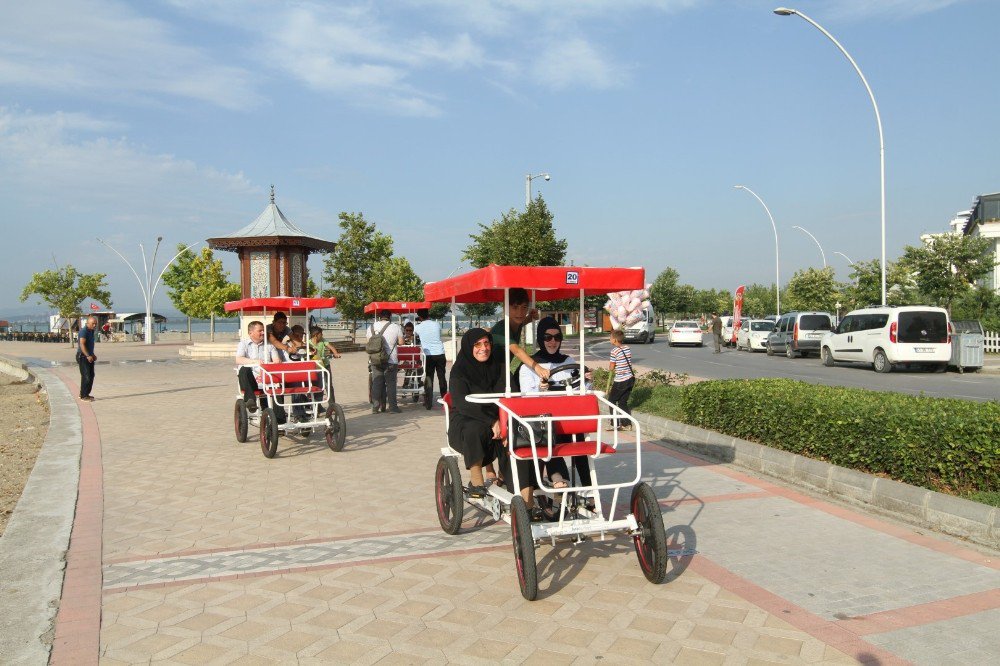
[680,379,1000,494]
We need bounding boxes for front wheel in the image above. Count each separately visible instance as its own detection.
[822,347,836,367]
[631,482,667,584]
[260,408,279,458]
[766,343,774,357]
[510,497,538,600]
[234,399,249,443]
[325,403,347,452]
[873,348,892,374]
[435,456,464,534]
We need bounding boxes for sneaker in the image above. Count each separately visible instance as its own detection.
[80,396,95,402]
[246,396,258,412]
[289,415,301,424]
[389,406,402,414]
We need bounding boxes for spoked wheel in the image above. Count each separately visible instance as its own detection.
[234,399,249,443]
[510,496,538,601]
[259,407,279,458]
[631,482,668,584]
[423,392,432,410]
[435,456,464,534]
[324,403,347,452]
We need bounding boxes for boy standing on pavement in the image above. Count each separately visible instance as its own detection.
[77,315,98,401]
[607,329,635,430]
[414,308,447,410]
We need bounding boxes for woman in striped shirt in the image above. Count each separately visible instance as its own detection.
[607,329,635,430]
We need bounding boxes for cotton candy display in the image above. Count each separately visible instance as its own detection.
[604,284,652,330]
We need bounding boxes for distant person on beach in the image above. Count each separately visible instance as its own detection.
[77,315,98,402]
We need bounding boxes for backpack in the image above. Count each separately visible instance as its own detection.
[366,321,394,369]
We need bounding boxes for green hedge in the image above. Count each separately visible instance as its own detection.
[681,379,1000,495]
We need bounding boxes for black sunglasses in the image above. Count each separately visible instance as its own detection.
[542,333,562,341]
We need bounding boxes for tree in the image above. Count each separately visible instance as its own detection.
[952,285,1000,332]
[740,283,779,318]
[162,244,199,340]
[674,284,698,317]
[20,266,112,338]
[367,256,424,302]
[783,267,839,313]
[463,196,567,268]
[649,267,681,320]
[428,302,451,320]
[900,234,996,312]
[322,212,393,337]
[844,259,914,308]
[461,302,498,327]
[178,248,241,341]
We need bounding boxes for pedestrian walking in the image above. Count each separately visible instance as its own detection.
[77,315,98,401]
[367,310,404,413]
[414,308,447,410]
[607,329,635,430]
[710,312,723,353]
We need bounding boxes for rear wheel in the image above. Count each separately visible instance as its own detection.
[260,408,279,458]
[766,343,774,357]
[234,399,248,443]
[325,403,347,452]
[510,497,538,600]
[785,345,797,359]
[631,482,667,584]
[435,456,464,534]
[873,348,892,373]
[822,347,836,367]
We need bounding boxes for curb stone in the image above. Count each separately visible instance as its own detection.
[635,411,999,551]
[0,362,82,664]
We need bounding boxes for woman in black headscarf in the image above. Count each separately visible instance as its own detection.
[448,328,505,497]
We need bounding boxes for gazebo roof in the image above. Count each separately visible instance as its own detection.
[207,187,337,253]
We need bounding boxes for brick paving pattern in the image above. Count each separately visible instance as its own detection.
[1,340,998,664]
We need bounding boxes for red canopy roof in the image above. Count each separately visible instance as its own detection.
[363,301,430,315]
[423,265,645,304]
[224,297,337,314]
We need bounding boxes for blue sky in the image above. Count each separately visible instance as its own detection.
[4,0,997,315]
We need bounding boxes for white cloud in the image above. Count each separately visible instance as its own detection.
[0,0,261,109]
[825,0,969,20]
[533,39,627,90]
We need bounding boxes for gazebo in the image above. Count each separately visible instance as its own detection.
[207,186,336,299]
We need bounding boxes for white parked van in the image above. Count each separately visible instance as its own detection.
[820,306,951,373]
[623,306,656,344]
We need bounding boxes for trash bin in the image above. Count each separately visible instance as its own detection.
[950,320,985,373]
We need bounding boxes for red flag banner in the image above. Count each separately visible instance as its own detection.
[90,303,100,311]
[732,285,745,343]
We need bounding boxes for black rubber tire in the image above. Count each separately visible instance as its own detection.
[766,343,774,357]
[325,403,347,452]
[424,392,432,410]
[785,345,796,359]
[260,408,279,458]
[510,496,538,601]
[934,363,948,373]
[822,347,835,367]
[234,399,249,443]
[668,341,675,347]
[435,456,464,534]
[631,482,668,584]
[649,333,655,343]
[873,348,892,374]
[640,332,649,344]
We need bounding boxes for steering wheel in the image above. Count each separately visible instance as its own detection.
[544,362,586,390]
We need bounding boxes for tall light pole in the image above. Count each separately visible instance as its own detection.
[734,185,780,315]
[834,251,855,266]
[792,225,826,267]
[98,237,200,345]
[525,172,550,208]
[774,7,886,306]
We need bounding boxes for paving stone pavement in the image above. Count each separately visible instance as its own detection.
[2,340,999,665]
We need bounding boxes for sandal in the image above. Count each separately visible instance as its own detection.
[530,506,547,522]
[466,484,488,499]
[550,477,569,490]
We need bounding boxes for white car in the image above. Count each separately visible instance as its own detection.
[736,319,774,352]
[667,321,704,347]
[820,306,951,373]
[720,316,735,347]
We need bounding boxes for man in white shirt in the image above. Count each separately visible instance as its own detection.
[414,308,447,410]
[366,310,404,413]
[236,320,279,412]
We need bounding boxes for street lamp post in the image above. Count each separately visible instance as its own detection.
[98,237,200,345]
[792,225,826,267]
[834,251,855,266]
[525,172,550,208]
[734,185,780,316]
[774,7,886,306]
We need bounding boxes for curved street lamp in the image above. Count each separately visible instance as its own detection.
[792,225,826,267]
[834,251,855,266]
[525,172,550,208]
[774,7,886,306]
[734,185,780,315]
[98,237,201,345]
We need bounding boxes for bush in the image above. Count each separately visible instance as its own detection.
[592,368,686,421]
[680,379,999,495]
